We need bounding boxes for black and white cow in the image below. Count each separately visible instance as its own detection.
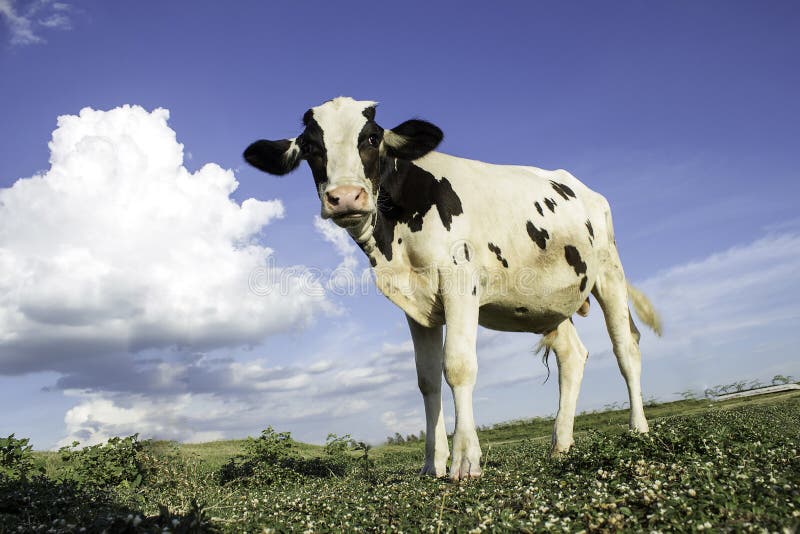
[244,97,661,481]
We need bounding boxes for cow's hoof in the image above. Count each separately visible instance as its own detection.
[449,435,482,481]
[419,462,447,478]
[449,460,481,481]
[549,437,574,458]
[630,419,650,434]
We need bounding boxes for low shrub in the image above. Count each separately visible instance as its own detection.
[58,434,147,489]
[218,429,354,485]
[0,434,39,481]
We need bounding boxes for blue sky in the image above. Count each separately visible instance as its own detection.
[0,0,798,449]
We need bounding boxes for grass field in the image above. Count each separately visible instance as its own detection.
[2,391,798,532]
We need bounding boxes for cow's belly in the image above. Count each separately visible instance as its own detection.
[478,281,580,333]
[479,303,567,333]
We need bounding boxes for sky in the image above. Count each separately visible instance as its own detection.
[0,0,798,450]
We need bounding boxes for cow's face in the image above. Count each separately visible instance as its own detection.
[243,97,443,228]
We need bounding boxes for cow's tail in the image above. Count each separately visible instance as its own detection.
[537,283,660,382]
[627,282,662,336]
[534,331,556,384]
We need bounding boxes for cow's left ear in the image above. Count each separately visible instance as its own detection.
[383,120,443,161]
[243,138,301,175]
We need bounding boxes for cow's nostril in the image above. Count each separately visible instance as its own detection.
[326,192,340,205]
[354,189,363,201]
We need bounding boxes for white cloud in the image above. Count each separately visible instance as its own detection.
[0,0,40,44]
[632,232,800,387]
[57,379,374,449]
[313,214,360,278]
[313,215,357,261]
[38,12,69,29]
[381,409,424,438]
[59,392,230,448]
[0,0,72,45]
[0,105,327,375]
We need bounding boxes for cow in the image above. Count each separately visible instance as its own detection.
[243,97,661,481]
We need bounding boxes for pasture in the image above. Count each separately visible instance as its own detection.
[2,391,798,532]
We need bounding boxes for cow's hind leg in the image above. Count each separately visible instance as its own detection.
[407,315,449,477]
[543,319,589,455]
[592,254,649,433]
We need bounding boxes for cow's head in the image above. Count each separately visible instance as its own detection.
[243,97,443,228]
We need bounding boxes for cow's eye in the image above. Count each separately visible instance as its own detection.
[367,134,380,147]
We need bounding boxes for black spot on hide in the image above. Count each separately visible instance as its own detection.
[526,221,550,250]
[373,160,464,261]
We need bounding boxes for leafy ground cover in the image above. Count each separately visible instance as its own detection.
[2,392,798,532]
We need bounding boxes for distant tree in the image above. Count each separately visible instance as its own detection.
[747,379,763,390]
[675,389,698,400]
[771,374,795,385]
[731,381,748,392]
[393,432,405,444]
[644,395,660,408]
[704,385,726,398]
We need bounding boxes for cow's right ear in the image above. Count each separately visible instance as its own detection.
[243,139,301,175]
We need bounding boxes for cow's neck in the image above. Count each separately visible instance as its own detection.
[340,158,445,328]
[343,155,407,268]
[344,206,389,269]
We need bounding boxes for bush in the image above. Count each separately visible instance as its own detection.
[243,426,294,463]
[219,429,355,485]
[0,434,38,481]
[219,427,297,485]
[58,434,147,489]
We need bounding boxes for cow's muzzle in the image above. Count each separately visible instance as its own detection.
[322,185,372,223]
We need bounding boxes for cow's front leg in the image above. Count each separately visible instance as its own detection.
[407,315,449,477]
[442,278,481,481]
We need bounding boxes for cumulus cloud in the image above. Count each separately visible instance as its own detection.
[58,392,223,448]
[312,215,363,290]
[56,360,375,448]
[50,328,425,448]
[0,105,327,376]
[0,0,72,45]
[313,216,357,264]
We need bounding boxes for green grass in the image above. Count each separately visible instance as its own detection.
[3,391,799,532]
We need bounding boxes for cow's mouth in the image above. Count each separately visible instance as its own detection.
[332,211,371,226]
